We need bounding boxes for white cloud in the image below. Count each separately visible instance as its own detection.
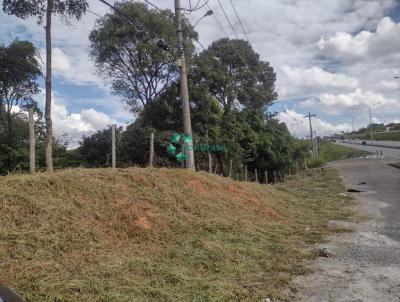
[279,109,352,138]
[318,88,399,113]
[52,48,71,72]
[281,65,359,96]
[318,17,400,62]
[2,0,400,133]
[34,90,119,148]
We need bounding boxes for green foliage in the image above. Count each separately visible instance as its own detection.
[193,38,277,113]
[2,0,88,23]
[89,1,196,113]
[0,40,42,145]
[307,142,371,168]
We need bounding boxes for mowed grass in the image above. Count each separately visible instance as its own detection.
[308,142,371,167]
[0,167,351,301]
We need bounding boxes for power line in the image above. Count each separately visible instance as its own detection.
[182,0,210,13]
[216,0,240,40]
[97,0,142,26]
[87,8,103,18]
[142,0,164,12]
[205,1,228,36]
[206,0,258,80]
[194,38,206,50]
[229,0,250,42]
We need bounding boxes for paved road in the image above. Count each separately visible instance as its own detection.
[336,140,400,159]
[293,158,400,301]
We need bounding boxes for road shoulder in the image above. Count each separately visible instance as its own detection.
[289,161,400,301]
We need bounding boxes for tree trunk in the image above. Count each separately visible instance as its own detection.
[45,0,53,172]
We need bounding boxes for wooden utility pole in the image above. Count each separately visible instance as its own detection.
[28,107,35,174]
[44,0,54,172]
[174,0,195,170]
[111,124,116,169]
[305,112,316,158]
[149,132,154,167]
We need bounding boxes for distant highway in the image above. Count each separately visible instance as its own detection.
[335,140,400,160]
[342,139,400,149]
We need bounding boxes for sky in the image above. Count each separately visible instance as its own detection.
[1,0,400,147]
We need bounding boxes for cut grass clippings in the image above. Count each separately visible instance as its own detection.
[0,167,352,301]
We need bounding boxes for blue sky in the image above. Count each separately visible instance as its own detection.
[1,0,400,146]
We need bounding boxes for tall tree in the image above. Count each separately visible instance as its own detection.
[89,1,196,114]
[0,40,41,146]
[194,38,277,113]
[3,0,88,172]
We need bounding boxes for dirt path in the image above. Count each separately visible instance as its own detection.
[290,158,400,301]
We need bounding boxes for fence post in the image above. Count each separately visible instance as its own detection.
[208,153,212,173]
[229,159,233,179]
[28,107,35,174]
[274,170,277,184]
[111,124,116,169]
[149,132,154,167]
[245,165,248,182]
[265,171,268,184]
[255,169,258,183]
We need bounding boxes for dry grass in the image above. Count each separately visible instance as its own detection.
[0,167,351,301]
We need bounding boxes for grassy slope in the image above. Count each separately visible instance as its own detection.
[345,131,400,141]
[0,168,351,302]
[373,132,400,141]
[308,142,371,167]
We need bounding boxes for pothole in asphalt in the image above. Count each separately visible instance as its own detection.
[347,188,364,193]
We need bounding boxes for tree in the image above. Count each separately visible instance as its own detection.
[3,0,88,172]
[0,39,42,147]
[194,38,277,113]
[89,1,196,114]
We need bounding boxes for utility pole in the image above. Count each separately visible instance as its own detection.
[28,107,35,174]
[304,112,316,158]
[174,0,195,170]
[369,107,373,140]
[111,124,116,169]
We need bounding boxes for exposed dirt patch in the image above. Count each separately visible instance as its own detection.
[134,216,152,230]
[187,179,210,196]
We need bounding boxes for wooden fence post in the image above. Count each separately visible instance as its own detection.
[245,165,248,182]
[28,107,35,174]
[229,159,233,179]
[265,171,268,184]
[255,169,258,183]
[149,132,154,167]
[274,170,277,183]
[111,124,116,169]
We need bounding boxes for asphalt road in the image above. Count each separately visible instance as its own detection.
[293,158,400,301]
[335,140,400,159]
[332,158,400,241]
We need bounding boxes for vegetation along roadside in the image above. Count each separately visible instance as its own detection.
[0,167,351,301]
